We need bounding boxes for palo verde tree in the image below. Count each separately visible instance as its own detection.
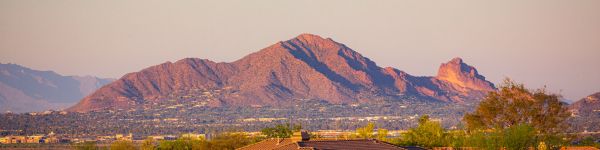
[463,79,570,133]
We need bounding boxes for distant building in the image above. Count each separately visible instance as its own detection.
[6,136,25,144]
[44,136,59,144]
[147,135,165,140]
[181,133,205,140]
[164,135,178,140]
[116,133,133,141]
[237,131,406,150]
[0,137,7,144]
[24,135,44,143]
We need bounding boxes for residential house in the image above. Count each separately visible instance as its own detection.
[238,131,407,150]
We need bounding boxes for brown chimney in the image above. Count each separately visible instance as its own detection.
[291,131,310,142]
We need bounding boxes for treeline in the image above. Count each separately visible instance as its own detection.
[345,79,600,149]
[73,132,264,150]
[232,79,600,149]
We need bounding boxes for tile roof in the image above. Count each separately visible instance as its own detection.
[560,147,600,150]
[237,138,406,150]
[298,139,405,150]
[238,138,296,150]
[403,146,430,150]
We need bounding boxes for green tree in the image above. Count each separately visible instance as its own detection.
[403,115,449,148]
[260,123,301,138]
[502,124,536,150]
[463,79,570,134]
[207,133,258,150]
[462,79,571,149]
[355,122,375,139]
[110,140,136,150]
[140,138,156,150]
[74,141,97,150]
[157,137,205,150]
[446,130,470,148]
[542,134,570,150]
[464,130,502,150]
[377,128,389,141]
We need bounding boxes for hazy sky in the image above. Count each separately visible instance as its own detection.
[1,0,599,102]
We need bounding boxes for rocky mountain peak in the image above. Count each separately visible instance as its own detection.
[569,92,600,118]
[584,92,600,103]
[294,33,332,44]
[436,57,495,91]
[448,57,464,64]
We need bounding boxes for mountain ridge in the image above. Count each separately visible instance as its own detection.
[0,63,114,113]
[67,34,496,112]
[569,92,600,116]
[568,92,600,132]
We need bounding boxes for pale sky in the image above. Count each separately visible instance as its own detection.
[1,0,599,102]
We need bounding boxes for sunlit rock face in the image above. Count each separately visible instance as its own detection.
[428,58,496,102]
[67,34,497,112]
[436,58,495,92]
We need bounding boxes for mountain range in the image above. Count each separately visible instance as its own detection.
[67,34,496,112]
[0,63,113,113]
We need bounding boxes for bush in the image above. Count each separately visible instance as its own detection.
[502,124,536,150]
[74,141,97,150]
[156,133,261,150]
[141,137,156,150]
[110,140,135,150]
[157,137,204,150]
[402,115,450,148]
[260,123,301,138]
[206,133,259,150]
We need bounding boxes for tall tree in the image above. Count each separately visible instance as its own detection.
[502,124,536,150]
[356,122,375,139]
[403,115,449,147]
[377,128,389,141]
[208,133,259,150]
[463,79,570,134]
[260,123,301,138]
[140,137,155,150]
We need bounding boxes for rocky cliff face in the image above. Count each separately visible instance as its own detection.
[0,63,113,113]
[67,34,496,112]
[436,58,495,92]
